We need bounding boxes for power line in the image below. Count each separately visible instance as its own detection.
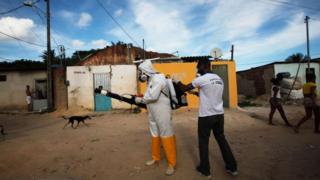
[14,0,48,47]
[0,0,42,48]
[0,0,40,15]
[31,5,60,47]
[249,0,320,23]
[95,0,140,47]
[0,30,46,47]
[0,4,24,15]
[24,2,85,53]
[32,3,45,14]
[3,0,41,59]
[255,0,320,13]
[2,16,26,51]
[263,0,320,12]
[310,17,320,21]
[1,1,80,61]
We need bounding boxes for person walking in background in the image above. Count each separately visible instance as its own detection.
[174,59,238,178]
[294,73,320,134]
[26,85,32,112]
[268,77,291,126]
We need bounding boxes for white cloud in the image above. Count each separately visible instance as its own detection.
[114,9,123,17]
[60,11,92,28]
[71,39,85,48]
[0,17,35,41]
[189,0,319,67]
[69,39,109,51]
[191,0,281,53]
[77,12,92,28]
[59,10,75,21]
[112,0,281,55]
[122,0,191,53]
[235,13,320,59]
[2,0,320,65]
[188,0,214,5]
[91,39,109,48]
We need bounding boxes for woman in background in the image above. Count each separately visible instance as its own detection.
[269,77,291,126]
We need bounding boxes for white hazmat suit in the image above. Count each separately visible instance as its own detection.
[137,60,177,174]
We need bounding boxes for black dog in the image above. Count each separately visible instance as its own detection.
[0,125,7,137]
[62,115,91,129]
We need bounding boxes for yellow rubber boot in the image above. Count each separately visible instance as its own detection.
[146,136,161,166]
[161,135,177,175]
[152,136,161,161]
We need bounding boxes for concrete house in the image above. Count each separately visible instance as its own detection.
[66,65,137,111]
[140,57,238,108]
[237,60,320,98]
[66,44,172,111]
[0,67,47,110]
[66,44,239,110]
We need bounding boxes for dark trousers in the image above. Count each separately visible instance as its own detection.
[198,114,237,174]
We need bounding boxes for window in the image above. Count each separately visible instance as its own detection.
[0,75,6,81]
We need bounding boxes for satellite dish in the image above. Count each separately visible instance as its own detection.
[210,48,223,59]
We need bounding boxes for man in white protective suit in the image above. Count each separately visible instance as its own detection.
[135,60,177,176]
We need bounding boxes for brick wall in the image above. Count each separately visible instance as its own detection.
[237,64,274,97]
[53,67,68,110]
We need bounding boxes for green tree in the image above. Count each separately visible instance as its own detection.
[40,50,61,65]
[0,59,45,68]
[285,53,307,62]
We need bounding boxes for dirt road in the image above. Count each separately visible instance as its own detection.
[0,106,319,180]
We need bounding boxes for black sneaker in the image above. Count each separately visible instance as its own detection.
[196,166,212,179]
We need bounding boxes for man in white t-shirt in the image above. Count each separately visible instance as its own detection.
[174,59,237,178]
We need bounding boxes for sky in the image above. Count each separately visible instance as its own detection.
[0,0,320,71]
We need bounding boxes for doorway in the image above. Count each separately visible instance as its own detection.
[211,65,229,107]
[93,73,112,111]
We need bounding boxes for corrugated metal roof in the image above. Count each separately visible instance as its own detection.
[151,56,217,63]
[180,56,212,62]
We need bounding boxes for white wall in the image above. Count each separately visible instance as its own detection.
[0,70,46,110]
[111,65,137,108]
[67,65,137,110]
[274,62,320,93]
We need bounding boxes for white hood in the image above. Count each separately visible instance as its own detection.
[138,60,156,76]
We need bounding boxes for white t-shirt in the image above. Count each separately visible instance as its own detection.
[192,73,224,117]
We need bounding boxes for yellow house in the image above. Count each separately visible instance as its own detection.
[138,57,238,108]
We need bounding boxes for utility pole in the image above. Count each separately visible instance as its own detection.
[58,45,65,65]
[46,0,53,111]
[305,16,310,70]
[231,44,234,61]
[127,43,132,64]
[143,39,145,60]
